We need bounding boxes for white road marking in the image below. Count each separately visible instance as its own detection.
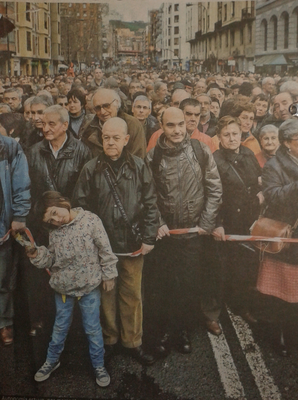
[208,327,246,399]
[227,308,282,400]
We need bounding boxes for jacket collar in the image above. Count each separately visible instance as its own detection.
[156,133,190,156]
[96,147,136,174]
[276,145,298,180]
[40,132,76,158]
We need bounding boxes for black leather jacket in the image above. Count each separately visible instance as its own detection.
[27,132,92,203]
[72,149,159,253]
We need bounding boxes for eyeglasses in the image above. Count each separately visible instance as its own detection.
[94,99,116,113]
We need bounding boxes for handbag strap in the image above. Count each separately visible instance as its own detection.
[103,168,132,230]
[228,162,248,191]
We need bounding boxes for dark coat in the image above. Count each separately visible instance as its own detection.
[214,145,261,235]
[72,149,159,253]
[262,145,298,264]
[198,112,218,138]
[27,133,92,203]
[145,114,160,144]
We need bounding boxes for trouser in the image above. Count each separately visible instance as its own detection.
[0,239,15,329]
[154,235,221,333]
[101,255,143,348]
[222,242,258,315]
[46,288,104,368]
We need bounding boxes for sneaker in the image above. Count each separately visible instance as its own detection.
[34,361,60,382]
[95,366,110,387]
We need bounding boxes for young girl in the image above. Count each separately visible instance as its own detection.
[26,191,118,387]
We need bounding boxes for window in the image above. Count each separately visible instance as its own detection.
[26,3,31,22]
[240,28,244,45]
[26,31,32,51]
[58,21,60,35]
[207,15,210,29]
[231,1,235,17]
[174,15,179,23]
[168,18,171,25]
[224,4,227,21]
[168,5,172,13]
[174,4,179,12]
[262,19,268,51]
[283,12,289,49]
[174,26,179,35]
[83,3,86,8]
[69,3,72,7]
[168,38,171,46]
[174,49,179,56]
[58,43,61,55]
[44,13,47,29]
[271,16,277,50]
[16,30,20,53]
[45,37,48,53]
[168,27,171,36]
[16,3,18,22]
[231,31,235,46]
[174,37,179,45]
[226,32,229,47]
[248,24,252,43]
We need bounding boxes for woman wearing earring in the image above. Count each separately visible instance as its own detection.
[258,119,298,356]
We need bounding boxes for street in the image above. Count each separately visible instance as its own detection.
[1,285,298,400]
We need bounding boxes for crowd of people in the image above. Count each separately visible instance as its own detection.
[1,66,298,386]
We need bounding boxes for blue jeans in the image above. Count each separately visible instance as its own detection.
[46,288,104,368]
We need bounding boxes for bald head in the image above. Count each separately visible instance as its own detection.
[161,107,186,146]
[102,117,130,160]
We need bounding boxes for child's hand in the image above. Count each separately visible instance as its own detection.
[103,279,115,292]
[25,245,38,258]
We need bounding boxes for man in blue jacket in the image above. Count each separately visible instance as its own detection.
[0,134,31,345]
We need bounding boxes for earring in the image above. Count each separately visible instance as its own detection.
[288,148,291,152]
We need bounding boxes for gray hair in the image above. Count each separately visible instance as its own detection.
[4,87,22,98]
[31,95,54,108]
[196,93,212,104]
[262,77,274,87]
[24,96,35,108]
[154,81,166,92]
[43,105,69,124]
[0,103,11,112]
[279,119,298,143]
[280,81,298,97]
[93,88,121,111]
[259,124,279,139]
[133,95,151,109]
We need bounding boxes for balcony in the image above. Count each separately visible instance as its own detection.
[242,7,255,20]
[215,20,222,30]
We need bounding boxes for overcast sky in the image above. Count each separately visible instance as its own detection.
[107,0,164,22]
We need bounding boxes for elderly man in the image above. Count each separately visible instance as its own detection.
[146,107,222,354]
[196,94,218,137]
[0,134,31,345]
[171,89,190,108]
[73,117,159,365]
[262,77,276,97]
[26,96,54,148]
[81,88,146,158]
[3,88,23,113]
[154,81,169,103]
[27,105,91,204]
[132,95,159,144]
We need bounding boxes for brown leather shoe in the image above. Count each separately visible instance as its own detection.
[242,312,258,324]
[29,321,43,337]
[0,326,13,345]
[206,320,222,336]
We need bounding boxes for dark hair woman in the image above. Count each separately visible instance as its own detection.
[66,88,92,139]
[213,115,263,323]
[258,118,298,356]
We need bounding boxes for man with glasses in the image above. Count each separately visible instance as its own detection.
[81,88,146,158]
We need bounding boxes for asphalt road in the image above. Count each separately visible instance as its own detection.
[1,283,298,400]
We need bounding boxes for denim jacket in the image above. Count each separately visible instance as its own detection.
[0,135,31,240]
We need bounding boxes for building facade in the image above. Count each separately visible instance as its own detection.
[186,1,256,73]
[255,0,298,74]
[160,2,190,71]
[0,2,61,76]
